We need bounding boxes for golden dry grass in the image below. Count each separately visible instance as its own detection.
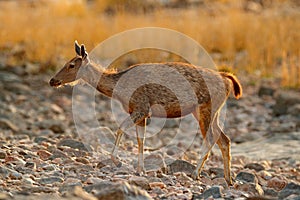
[0,0,299,87]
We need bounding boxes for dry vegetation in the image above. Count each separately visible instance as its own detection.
[0,0,299,87]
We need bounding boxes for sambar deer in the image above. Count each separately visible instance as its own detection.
[49,41,242,185]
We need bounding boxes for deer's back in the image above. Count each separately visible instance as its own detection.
[113,62,230,117]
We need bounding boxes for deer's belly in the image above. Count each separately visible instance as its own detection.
[150,103,195,118]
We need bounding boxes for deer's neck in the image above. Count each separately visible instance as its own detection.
[81,63,120,98]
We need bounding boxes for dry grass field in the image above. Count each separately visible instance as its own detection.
[0,0,299,87]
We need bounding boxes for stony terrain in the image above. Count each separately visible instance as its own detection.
[0,66,300,200]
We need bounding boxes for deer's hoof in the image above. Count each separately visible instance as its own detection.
[111,155,122,167]
[191,170,199,180]
[226,178,233,186]
[135,167,146,176]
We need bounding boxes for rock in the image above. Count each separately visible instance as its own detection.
[96,159,120,169]
[192,186,223,199]
[235,182,264,196]
[161,175,175,186]
[39,176,64,185]
[129,176,151,190]
[22,177,36,186]
[209,167,224,178]
[258,85,275,97]
[167,159,195,175]
[64,186,97,200]
[37,149,52,160]
[149,182,166,189]
[84,181,115,193]
[21,186,57,193]
[174,172,193,187]
[0,118,19,132]
[144,153,166,171]
[259,170,272,180]
[59,182,83,193]
[65,178,82,185]
[279,182,300,199]
[164,119,179,128]
[288,104,300,117]
[4,83,31,95]
[49,149,70,160]
[236,171,258,184]
[34,136,53,144]
[0,166,10,178]
[87,182,152,200]
[0,193,9,199]
[57,139,92,152]
[245,163,265,172]
[269,122,296,133]
[75,157,90,164]
[86,177,103,185]
[273,91,300,116]
[5,156,26,165]
[263,188,278,197]
[36,120,66,133]
[0,150,6,159]
[267,177,287,191]
[9,171,22,180]
[0,71,21,82]
[211,177,228,188]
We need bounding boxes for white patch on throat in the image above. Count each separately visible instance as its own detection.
[64,79,84,87]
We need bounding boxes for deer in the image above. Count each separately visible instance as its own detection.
[49,41,242,185]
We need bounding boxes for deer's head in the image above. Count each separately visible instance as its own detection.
[49,41,89,87]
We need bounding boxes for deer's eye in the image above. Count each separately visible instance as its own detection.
[69,63,75,69]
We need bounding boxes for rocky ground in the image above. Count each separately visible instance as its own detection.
[0,66,300,200]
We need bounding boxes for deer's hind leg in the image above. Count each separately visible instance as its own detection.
[214,112,232,185]
[111,111,147,167]
[136,118,146,175]
[191,103,220,180]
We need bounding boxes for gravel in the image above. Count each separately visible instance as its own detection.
[0,69,299,199]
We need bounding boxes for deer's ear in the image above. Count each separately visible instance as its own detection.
[81,44,88,59]
[75,41,81,56]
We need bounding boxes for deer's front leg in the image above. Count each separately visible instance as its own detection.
[136,119,146,175]
[111,112,147,168]
[111,128,124,167]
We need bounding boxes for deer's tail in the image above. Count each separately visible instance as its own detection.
[220,72,242,99]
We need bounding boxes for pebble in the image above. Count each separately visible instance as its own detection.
[235,182,264,196]
[144,153,166,171]
[75,157,90,164]
[0,166,10,178]
[9,171,22,180]
[167,159,196,175]
[0,118,19,132]
[86,177,104,185]
[0,150,7,159]
[174,172,193,187]
[267,177,287,191]
[39,176,64,185]
[57,139,92,152]
[259,170,273,180]
[236,171,258,184]
[245,163,265,172]
[278,182,300,199]
[37,149,52,160]
[129,176,151,190]
[149,182,166,189]
[209,167,224,178]
[193,186,224,199]
[93,182,152,200]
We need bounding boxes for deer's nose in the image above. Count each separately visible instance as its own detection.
[49,78,61,87]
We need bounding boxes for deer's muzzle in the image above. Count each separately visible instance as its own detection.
[49,78,62,87]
